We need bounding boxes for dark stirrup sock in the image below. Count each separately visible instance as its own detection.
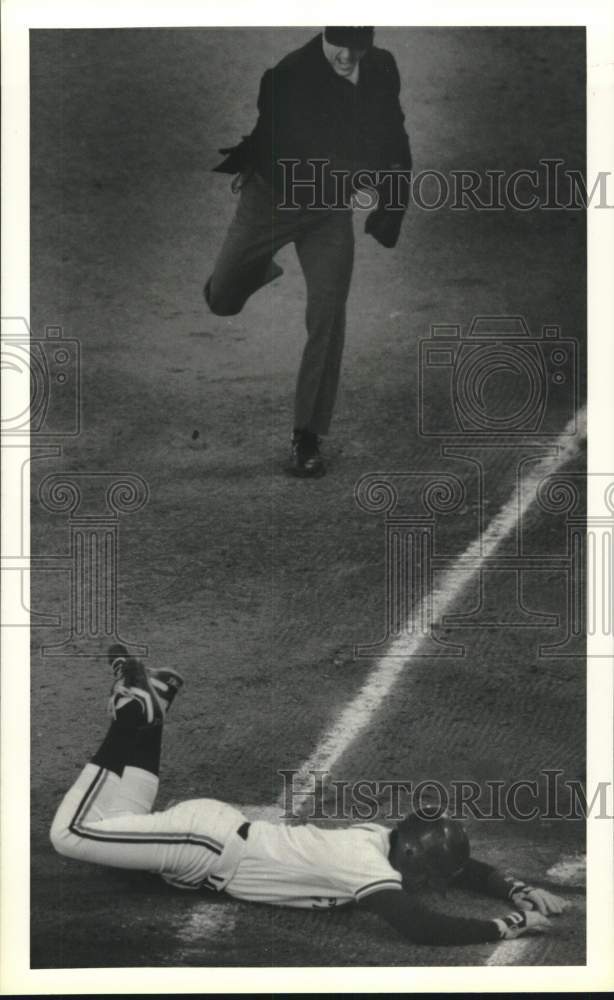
[91,721,139,777]
[124,722,163,777]
[91,703,162,778]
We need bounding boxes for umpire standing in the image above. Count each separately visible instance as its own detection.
[205,27,412,477]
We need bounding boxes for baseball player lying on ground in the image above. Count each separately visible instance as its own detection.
[51,647,569,946]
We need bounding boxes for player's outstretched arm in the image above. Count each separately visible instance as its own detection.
[360,888,551,946]
[452,859,570,916]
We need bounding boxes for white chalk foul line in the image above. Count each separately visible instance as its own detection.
[280,408,586,813]
[485,935,544,967]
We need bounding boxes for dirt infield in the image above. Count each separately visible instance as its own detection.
[30,27,586,968]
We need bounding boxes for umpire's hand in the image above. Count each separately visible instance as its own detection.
[365,206,405,249]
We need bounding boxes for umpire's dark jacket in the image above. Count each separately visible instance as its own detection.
[214,33,412,245]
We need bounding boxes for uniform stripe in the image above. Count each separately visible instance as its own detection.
[72,808,224,853]
[355,878,403,899]
[70,828,223,852]
[68,766,223,854]
[70,765,110,827]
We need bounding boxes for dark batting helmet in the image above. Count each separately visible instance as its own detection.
[392,807,470,890]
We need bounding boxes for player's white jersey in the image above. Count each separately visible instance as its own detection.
[225,820,403,909]
[51,769,403,908]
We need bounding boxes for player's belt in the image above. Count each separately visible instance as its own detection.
[206,819,251,889]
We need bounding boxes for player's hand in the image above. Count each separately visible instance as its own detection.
[511,886,570,916]
[497,910,551,939]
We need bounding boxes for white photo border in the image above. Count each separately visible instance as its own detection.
[1,0,613,993]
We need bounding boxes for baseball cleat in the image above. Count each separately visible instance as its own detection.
[290,429,325,478]
[108,643,130,677]
[108,655,162,725]
[147,667,184,715]
[107,646,184,724]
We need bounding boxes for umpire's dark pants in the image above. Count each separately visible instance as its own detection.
[205,173,354,436]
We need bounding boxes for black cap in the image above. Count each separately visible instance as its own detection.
[324,26,375,50]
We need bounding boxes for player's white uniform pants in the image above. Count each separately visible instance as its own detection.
[50,763,248,890]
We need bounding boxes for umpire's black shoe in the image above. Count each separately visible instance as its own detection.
[290,429,325,478]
